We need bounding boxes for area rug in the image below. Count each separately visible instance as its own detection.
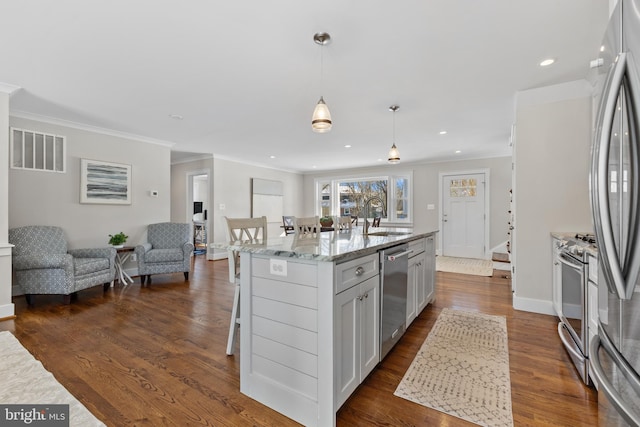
[0,331,105,426]
[436,256,494,277]
[394,308,513,427]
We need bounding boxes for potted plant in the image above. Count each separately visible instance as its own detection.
[320,215,333,227]
[108,232,128,248]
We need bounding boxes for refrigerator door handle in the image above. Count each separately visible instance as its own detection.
[590,332,640,426]
[592,52,629,300]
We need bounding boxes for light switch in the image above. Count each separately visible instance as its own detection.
[219,204,226,210]
[427,204,435,210]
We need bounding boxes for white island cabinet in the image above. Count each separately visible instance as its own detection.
[212,228,438,427]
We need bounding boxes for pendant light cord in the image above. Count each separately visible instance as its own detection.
[320,41,324,95]
[392,108,396,144]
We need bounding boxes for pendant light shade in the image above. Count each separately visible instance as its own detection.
[312,32,332,133]
[388,143,400,164]
[388,105,400,164]
[312,96,332,133]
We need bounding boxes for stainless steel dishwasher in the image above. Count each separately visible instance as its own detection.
[379,243,411,359]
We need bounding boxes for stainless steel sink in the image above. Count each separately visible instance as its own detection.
[366,231,411,237]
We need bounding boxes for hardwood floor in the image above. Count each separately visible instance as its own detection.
[0,256,598,426]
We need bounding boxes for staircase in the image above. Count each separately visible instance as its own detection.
[492,252,511,278]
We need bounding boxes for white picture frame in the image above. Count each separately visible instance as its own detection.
[80,159,132,205]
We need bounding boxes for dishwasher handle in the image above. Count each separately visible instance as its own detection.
[387,249,413,261]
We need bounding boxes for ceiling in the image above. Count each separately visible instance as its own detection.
[2,1,609,173]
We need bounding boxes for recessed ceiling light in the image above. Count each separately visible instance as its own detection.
[455,150,462,154]
[270,155,276,159]
[377,158,383,162]
[439,130,447,135]
[600,45,605,52]
[168,114,183,120]
[539,58,555,67]
[344,145,352,148]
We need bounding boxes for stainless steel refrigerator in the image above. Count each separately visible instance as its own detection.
[589,0,640,425]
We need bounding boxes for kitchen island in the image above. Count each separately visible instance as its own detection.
[211,227,437,427]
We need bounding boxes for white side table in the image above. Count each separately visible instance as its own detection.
[114,246,135,285]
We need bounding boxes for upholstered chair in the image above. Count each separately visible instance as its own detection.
[9,225,116,305]
[135,222,194,285]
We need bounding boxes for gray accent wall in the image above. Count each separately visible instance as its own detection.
[211,157,304,259]
[170,156,214,259]
[8,117,171,250]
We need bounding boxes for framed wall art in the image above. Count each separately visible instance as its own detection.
[80,159,131,205]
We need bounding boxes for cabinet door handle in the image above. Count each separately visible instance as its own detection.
[357,295,364,301]
[355,266,365,276]
[364,292,369,299]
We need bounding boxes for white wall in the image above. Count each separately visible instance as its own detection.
[211,158,304,258]
[302,157,512,254]
[512,80,593,314]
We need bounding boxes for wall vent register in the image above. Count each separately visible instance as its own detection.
[10,128,66,173]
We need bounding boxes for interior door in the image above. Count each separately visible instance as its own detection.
[442,173,486,258]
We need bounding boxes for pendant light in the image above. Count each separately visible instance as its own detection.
[312,32,332,133]
[388,105,400,164]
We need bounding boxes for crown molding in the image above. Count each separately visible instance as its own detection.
[10,110,176,148]
[213,153,301,174]
[0,82,21,95]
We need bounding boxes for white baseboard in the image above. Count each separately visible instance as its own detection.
[211,252,228,261]
[0,302,15,319]
[489,241,509,255]
[513,295,556,316]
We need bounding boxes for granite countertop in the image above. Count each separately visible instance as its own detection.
[211,227,439,263]
[550,231,598,256]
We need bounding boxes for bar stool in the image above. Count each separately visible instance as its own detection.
[224,216,267,355]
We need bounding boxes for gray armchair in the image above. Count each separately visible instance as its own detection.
[9,226,116,305]
[135,222,193,285]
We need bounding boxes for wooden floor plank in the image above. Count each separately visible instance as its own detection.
[0,257,597,426]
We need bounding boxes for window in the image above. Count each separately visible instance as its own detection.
[11,128,66,172]
[316,172,412,223]
[319,181,331,217]
[449,178,477,197]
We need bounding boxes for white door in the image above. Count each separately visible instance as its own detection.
[441,172,486,258]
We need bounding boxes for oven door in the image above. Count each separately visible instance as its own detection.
[557,251,590,384]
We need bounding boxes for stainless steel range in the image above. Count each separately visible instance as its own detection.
[556,233,596,385]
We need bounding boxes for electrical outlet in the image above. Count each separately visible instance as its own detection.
[131,253,137,262]
[269,259,287,276]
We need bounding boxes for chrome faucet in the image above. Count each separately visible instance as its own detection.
[362,196,386,236]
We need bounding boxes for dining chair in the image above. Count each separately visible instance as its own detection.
[224,216,267,355]
[351,215,359,226]
[336,216,352,232]
[372,217,381,227]
[294,216,321,235]
[282,216,295,235]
